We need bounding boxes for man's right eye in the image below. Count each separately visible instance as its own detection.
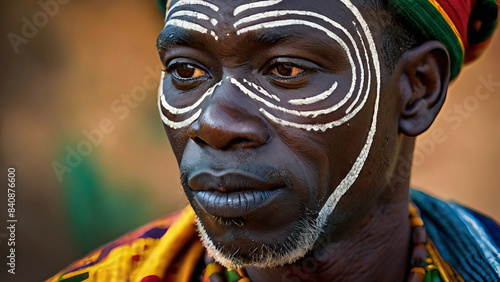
[173,63,207,80]
[167,61,210,82]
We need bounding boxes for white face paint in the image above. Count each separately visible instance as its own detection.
[159,0,381,268]
[164,0,220,40]
[233,0,283,16]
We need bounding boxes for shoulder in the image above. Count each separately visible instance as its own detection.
[410,189,500,280]
[46,206,203,282]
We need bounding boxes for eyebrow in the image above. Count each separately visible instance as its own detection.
[157,25,295,52]
[247,29,291,44]
[156,26,205,51]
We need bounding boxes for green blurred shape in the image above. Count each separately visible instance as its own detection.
[59,144,154,255]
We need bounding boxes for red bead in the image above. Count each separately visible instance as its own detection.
[141,275,162,282]
[411,243,428,267]
[412,226,427,245]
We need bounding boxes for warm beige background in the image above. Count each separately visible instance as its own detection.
[0,1,498,281]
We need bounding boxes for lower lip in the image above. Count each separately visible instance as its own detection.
[193,189,283,218]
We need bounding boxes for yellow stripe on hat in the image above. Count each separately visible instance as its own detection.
[427,0,465,53]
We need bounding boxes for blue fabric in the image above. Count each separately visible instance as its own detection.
[465,207,500,250]
[410,189,500,281]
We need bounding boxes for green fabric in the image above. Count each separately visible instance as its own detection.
[157,0,167,14]
[469,0,498,44]
[389,0,464,79]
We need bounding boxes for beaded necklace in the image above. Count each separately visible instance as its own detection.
[201,203,464,282]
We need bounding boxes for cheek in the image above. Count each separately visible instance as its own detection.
[271,128,337,206]
[164,126,190,164]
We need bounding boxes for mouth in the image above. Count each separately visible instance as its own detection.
[186,171,287,218]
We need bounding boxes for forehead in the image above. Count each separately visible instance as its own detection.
[163,0,369,41]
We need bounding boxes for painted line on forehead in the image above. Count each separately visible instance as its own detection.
[243,79,280,102]
[234,10,351,30]
[170,10,218,26]
[233,0,282,16]
[288,82,338,106]
[314,0,381,236]
[158,99,202,129]
[166,0,219,19]
[160,80,223,115]
[346,24,370,114]
[236,18,360,113]
[165,18,208,33]
[164,18,219,40]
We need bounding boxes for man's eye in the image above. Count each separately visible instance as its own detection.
[172,63,207,80]
[269,63,304,77]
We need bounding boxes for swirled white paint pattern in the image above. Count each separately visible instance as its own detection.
[158,0,384,268]
[236,19,360,117]
[233,0,283,16]
[313,0,381,243]
[346,23,371,114]
[235,10,366,114]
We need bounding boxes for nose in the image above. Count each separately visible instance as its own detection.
[187,89,269,150]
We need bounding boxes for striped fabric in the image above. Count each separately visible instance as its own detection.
[47,191,500,281]
[388,0,498,79]
[45,206,203,282]
[411,189,500,280]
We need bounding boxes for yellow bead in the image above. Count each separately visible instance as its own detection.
[410,217,424,227]
[205,263,224,277]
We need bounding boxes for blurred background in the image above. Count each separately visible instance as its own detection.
[0,1,498,281]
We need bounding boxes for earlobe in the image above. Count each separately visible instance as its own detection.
[397,41,451,136]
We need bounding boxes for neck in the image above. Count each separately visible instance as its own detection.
[246,137,415,281]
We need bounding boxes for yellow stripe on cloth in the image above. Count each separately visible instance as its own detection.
[427,0,465,53]
[135,205,200,280]
[45,206,202,282]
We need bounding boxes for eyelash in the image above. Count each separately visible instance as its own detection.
[267,65,307,81]
[166,62,210,83]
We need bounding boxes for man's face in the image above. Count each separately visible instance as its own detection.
[158,0,397,268]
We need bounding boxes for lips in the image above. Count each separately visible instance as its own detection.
[187,171,286,218]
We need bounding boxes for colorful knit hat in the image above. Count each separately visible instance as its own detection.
[390,0,498,79]
[158,0,498,79]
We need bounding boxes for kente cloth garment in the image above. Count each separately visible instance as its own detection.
[157,0,498,79]
[46,190,500,282]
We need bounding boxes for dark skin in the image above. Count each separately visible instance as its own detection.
[158,0,450,280]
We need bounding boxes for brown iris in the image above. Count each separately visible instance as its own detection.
[174,63,207,79]
[270,63,304,77]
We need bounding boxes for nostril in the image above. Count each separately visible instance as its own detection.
[223,137,257,150]
[193,137,208,146]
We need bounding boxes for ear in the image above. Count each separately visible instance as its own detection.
[396,41,451,136]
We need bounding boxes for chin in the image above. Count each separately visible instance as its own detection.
[195,210,323,269]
